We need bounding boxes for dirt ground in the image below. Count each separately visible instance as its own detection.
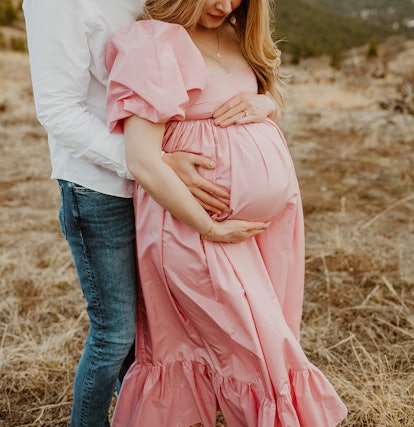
[1,38,413,426]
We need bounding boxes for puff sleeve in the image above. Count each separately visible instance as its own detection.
[106,20,208,133]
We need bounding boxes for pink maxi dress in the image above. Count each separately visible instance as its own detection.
[106,20,347,427]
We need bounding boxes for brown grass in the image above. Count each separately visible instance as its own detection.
[1,38,414,426]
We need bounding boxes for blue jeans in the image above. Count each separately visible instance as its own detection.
[58,180,137,427]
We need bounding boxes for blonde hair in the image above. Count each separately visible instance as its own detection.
[139,0,284,108]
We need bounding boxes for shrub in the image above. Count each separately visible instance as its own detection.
[330,46,344,69]
[0,0,17,26]
[367,39,379,59]
[10,36,26,52]
[0,30,6,49]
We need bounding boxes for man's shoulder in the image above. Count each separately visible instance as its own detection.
[83,0,143,30]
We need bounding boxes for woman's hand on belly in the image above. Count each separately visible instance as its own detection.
[201,218,270,244]
[213,93,276,127]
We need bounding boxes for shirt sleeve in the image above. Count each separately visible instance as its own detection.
[106,20,208,133]
[22,0,132,180]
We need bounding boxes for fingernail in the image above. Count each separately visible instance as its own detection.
[208,161,216,168]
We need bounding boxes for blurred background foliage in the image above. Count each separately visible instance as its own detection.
[1,0,414,62]
[273,0,414,63]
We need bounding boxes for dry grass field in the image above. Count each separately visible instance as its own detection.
[1,37,414,426]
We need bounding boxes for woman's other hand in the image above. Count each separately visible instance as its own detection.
[201,219,270,244]
[213,93,277,127]
[163,151,230,215]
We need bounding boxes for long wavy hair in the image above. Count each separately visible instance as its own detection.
[139,0,284,108]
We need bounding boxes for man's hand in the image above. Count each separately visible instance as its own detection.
[162,151,230,215]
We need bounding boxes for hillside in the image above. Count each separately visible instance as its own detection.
[308,0,414,34]
[273,0,393,63]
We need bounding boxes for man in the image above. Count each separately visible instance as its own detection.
[23,1,229,425]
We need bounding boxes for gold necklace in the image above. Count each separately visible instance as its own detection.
[193,27,222,59]
[216,30,221,58]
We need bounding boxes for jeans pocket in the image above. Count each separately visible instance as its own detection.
[72,184,96,194]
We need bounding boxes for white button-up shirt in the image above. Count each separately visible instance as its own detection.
[23,0,144,197]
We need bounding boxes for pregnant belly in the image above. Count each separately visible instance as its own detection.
[225,121,298,222]
[163,120,299,222]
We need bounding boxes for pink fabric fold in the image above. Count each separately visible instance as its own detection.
[113,361,217,427]
[290,369,348,427]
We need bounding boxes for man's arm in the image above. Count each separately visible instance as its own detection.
[23,0,132,179]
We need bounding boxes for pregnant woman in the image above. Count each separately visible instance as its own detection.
[106,0,348,425]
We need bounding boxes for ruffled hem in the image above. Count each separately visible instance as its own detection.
[112,360,347,427]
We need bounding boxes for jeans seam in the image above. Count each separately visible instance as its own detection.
[57,180,67,238]
[70,185,106,427]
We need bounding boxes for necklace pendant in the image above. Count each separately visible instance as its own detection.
[216,51,221,58]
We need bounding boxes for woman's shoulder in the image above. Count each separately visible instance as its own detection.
[106,19,205,77]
